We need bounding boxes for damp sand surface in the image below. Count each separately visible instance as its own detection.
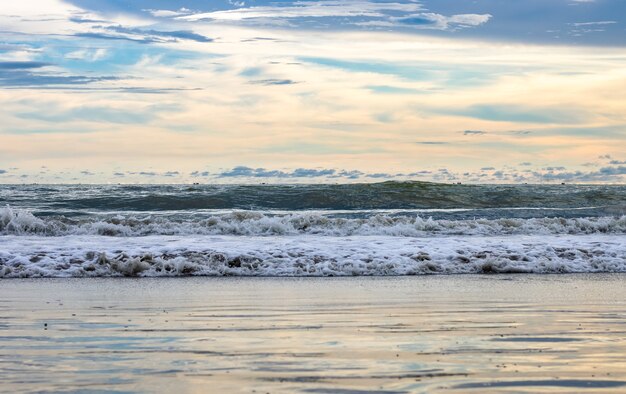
[1,275,626,393]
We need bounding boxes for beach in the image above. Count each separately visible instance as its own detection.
[2,275,626,393]
[1,183,624,392]
[3,0,626,391]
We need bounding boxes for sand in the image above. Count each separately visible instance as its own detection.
[1,275,625,393]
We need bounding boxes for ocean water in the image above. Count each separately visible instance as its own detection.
[0,182,624,277]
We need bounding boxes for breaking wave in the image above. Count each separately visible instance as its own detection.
[1,235,624,278]
[1,206,625,237]
[2,182,624,278]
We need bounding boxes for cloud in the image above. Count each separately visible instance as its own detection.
[3,1,625,184]
[332,170,363,179]
[366,85,421,94]
[179,1,424,22]
[9,162,625,184]
[366,173,392,179]
[301,57,430,80]
[74,23,214,46]
[124,171,189,177]
[536,166,626,182]
[610,160,626,165]
[241,37,280,42]
[249,79,298,85]
[74,32,155,44]
[66,48,108,61]
[599,166,626,175]
[0,57,123,89]
[0,68,119,87]
[451,104,586,124]
[0,170,6,175]
[146,8,192,18]
[219,166,286,178]
[375,113,394,123]
[394,13,492,30]
[60,0,626,46]
[176,2,490,32]
[215,167,411,180]
[240,67,263,77]
[219,166,259,177]
[291,168,335,177]
[68,16,108,24]
[570,21,616,27]
[219,166,337,178]
[104,26,213,43]
[0,61,51,69]
[18,105,154,124]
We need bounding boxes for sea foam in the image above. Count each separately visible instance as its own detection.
[1,207,624,237]
[1,235,624,277]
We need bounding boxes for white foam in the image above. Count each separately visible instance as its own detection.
[0,206,47,234]
[1,207,624,237]
[1,234,624,277]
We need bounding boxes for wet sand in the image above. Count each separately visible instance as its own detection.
[1,275,626,393]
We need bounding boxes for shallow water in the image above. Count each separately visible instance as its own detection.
[1,275,626,393]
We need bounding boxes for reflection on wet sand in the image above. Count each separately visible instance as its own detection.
[1,275,625,393]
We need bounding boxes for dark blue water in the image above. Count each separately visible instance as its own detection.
[1,182,624,220]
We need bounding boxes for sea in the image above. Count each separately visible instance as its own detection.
[0,182,624,277]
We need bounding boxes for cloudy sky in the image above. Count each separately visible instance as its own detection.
[0,0,625,183]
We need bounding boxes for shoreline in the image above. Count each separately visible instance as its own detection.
[2,275,626,392]
[3,271,626,279]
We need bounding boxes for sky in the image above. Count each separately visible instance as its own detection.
[0,0,625,184]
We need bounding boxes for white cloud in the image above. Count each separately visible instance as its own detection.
[447,14,492,27]
[0,0,79,16]
[175,1,490,32]
[66,48,108,61]
[145,8,192,18]
[394,13,492,30]
[179,1,423,22]
[570,21,616,26]
[1,2,624,183]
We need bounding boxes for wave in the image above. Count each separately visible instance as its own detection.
[1,235,624,277]
[1,207,625,237]
[1,182,625,211]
